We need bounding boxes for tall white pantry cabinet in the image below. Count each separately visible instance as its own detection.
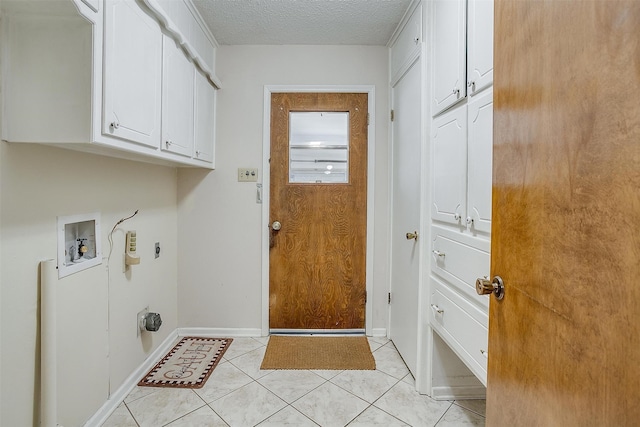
[429,0,494,390]
[1,0,219,168]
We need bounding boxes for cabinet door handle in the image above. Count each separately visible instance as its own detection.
[110,121,120,130]
[466,216,474,225]
[480,349,488,358]
[452,87,460,96]
[468,80,476,89]
[430,304,444,314]
[166,140,172,147]
[432,250,445,258]
[454,212,462,221]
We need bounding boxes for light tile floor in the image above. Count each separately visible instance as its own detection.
[102,336,486,427]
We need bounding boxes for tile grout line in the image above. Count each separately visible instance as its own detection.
[433,401,455,427]
[452,400,487,418]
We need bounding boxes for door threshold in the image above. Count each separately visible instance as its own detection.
[269,329,366,336]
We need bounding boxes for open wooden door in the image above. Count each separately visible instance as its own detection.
[487,1,640,425]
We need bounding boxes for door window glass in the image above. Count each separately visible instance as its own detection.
[289,112,349,183]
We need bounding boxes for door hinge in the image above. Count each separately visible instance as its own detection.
[367,113,370,126]
[390,110,395,122]
[388,292,392,304]
[364,291,367,303]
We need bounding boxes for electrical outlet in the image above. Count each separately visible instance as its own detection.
[238,168,258,182]
[137,307,149,336]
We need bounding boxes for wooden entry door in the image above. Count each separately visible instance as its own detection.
[487,1,640,425]
[269,93,368,330]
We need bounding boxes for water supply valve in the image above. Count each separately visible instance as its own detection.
[139,312,162,332]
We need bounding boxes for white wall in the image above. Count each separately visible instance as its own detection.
[0,142,178,426]
[177,45,391,331]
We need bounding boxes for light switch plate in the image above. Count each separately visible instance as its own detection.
[238,168,258,182]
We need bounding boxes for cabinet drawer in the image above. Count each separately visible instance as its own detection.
[430,276,488,385]
[431,225,489,309]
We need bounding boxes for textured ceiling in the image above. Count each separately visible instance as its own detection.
[192,0,413,46]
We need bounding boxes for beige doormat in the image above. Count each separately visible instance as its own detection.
[138,337,232,388]
[260,336,375,370]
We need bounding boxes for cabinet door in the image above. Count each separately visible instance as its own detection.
[161,35,194,157]
[467,88,493,233]
[103,0,162,147]
[194,70,216,164]
[390,4,422,84]
[432,0,467,116]
[432,104,467,226]
[467,0,494,95]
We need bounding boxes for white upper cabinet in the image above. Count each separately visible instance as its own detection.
[390,4,422,86]
[432,0,467,116]
[467,0,494,95]
[432,105,468,226]
[467,88,493,233]
[194,70,216,164]
[161,35,194,157]
[103,0,162,148]
[432,0,494,116]
[0,0,219,168]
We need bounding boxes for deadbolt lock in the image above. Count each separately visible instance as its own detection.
[476,276,505,300]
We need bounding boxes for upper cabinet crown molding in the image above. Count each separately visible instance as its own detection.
[0,0,219,168]
[141,0,221,88]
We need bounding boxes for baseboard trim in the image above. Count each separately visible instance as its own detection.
[431,385,487,401]
[84,330,179,427]
[370,328,387,337]
[177,327,264,337]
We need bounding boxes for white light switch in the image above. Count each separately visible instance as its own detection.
[238,168,258,182]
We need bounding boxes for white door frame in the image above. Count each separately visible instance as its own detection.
[261,85,376,336]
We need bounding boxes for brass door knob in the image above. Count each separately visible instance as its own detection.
[476,276,505,300]
[271,221,281,231]
[406,231,418,241]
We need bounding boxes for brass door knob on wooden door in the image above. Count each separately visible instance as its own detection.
[271,221,281,231]
[406,231,418,240]
[476,276,505,300]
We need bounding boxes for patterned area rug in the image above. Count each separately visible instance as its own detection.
[260,336,375,370]
[138,337,232,389]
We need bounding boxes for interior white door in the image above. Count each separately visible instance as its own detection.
[389,60,421,375]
